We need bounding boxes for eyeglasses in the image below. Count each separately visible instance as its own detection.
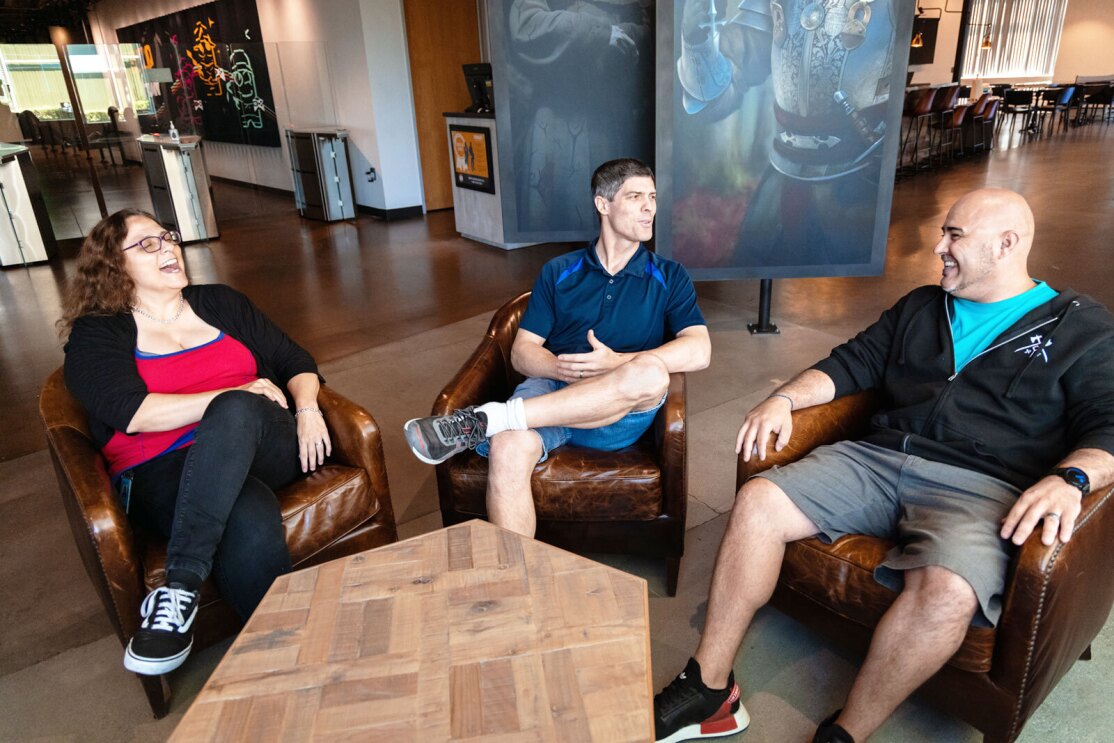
[122,230,182,253]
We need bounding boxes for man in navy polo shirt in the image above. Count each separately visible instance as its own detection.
[405,158,710,536]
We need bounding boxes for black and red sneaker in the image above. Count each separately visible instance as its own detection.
[654,657,750,742]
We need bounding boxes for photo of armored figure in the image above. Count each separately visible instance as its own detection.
[670,0,902,275]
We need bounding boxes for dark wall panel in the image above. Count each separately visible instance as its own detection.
[489,0,656,243]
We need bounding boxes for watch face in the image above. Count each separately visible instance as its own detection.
[1058,467,1089,492]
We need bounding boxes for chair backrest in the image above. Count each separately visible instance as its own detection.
[913,87,938,116]
[932,84,961,112]
[983,98,1001,122]
[1057,85,1076,106]
[970,93,993,118]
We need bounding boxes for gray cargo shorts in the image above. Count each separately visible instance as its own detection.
[755,440,1021,627]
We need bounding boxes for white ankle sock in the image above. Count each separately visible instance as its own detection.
[477,397,527,437]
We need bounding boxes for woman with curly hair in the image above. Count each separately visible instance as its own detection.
[60,208,330,675]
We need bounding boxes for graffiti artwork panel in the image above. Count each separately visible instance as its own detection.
[117,0,279,147]
[656,1,914,280]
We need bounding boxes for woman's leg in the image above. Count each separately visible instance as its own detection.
[210,474,292,619]
[163,390,300,588]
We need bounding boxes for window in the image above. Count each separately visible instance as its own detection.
[961,0,1069,80]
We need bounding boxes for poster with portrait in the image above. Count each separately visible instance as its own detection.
[116,0,280,148]
[450,125,495,193]
[489,0,656,243]
[656,1,914,280]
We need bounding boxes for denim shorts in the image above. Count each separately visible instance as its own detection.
[475,376,665,462]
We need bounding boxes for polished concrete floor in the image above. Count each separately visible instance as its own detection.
[1,121,1113,740]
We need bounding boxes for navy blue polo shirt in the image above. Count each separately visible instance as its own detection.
[520,243,705,355]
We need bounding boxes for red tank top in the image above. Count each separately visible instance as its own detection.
[102,333,259,477]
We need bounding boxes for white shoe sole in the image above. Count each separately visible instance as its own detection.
[123,640,192,675]
[658,704,750,743]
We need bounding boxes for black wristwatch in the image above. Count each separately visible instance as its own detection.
[1050,467,1090,496]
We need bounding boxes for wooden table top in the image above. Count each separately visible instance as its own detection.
[171,520,654,741]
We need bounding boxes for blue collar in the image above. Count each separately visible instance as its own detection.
[585,241,653,278]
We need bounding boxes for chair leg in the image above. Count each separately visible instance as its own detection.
[666,556,681,597]
[138,673,171,719]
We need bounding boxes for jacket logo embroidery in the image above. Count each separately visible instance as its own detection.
[1015,334,1052,362]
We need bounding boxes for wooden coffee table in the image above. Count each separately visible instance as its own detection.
[171,520,654,741]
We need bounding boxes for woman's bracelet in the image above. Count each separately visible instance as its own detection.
[768,392,795,410]
[294,406,323,417]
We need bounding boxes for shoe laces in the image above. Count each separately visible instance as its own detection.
[140,585,195,633]
[435,408,485,448]
[656,672,703,717]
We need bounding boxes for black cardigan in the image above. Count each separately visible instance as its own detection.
[64,284,321,450]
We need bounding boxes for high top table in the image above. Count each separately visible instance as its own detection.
[170,520,654,741]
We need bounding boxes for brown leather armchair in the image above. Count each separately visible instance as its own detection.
[737,391,1114,742]
[434,292,688,595]
[39,368,398,718]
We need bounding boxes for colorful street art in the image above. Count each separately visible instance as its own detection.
[116,0,279,147]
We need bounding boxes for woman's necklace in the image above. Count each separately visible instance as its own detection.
[133,292,186,324]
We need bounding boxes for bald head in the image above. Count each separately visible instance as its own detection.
[935,189,1037,302]
[948,188,1035,254]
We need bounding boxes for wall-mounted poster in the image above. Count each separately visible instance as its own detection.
[656,1,914,280]
[450,125,495,194]
[116,0,279,148]
[488,0,656,243]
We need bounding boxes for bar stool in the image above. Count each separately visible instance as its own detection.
[900,87,938,173]
[927,84,961,166]
[963,94,993,153]
[934,105,969,167]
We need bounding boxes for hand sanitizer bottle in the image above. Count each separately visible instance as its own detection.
[168,121,179,142]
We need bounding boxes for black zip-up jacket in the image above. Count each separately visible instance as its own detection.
[811,285,1114,490]
[64,283,321,450]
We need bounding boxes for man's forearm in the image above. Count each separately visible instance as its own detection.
[769,369,838,411]
[511,341,562,379]
[646,328,711,374]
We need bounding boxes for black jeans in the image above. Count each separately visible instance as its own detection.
[128,390,300,619]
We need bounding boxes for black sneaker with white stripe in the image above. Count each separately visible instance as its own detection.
[123,584,199,675]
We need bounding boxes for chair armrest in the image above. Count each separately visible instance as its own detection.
[736,391,881,489]
[991,484,1114,705]
[46,425,147,643]
[656,373,686,519]
[432,335,513,416]
[317,385,395,528]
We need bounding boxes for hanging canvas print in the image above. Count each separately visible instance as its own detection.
[117,0,280,147]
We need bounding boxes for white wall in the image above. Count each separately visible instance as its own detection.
[1053,0,1114,82]
[86,0,423,212]
[908,3,966,85]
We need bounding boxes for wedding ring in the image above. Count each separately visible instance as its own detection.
[1044,512,1060,521]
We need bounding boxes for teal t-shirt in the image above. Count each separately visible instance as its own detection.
[951,281,1058,372]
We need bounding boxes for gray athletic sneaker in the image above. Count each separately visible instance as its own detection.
[404,407,488,464]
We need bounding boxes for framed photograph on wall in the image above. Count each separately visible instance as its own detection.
[449,125,495,194]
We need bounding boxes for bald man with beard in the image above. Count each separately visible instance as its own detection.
[652,189,1114,743]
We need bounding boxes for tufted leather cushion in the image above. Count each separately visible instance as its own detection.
[781,535,996,673]
[444,441,663,522]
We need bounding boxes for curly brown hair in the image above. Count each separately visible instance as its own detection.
[57,208,153,337]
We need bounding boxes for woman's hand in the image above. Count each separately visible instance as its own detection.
[236,378,288,407]
[296,408,332,473]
